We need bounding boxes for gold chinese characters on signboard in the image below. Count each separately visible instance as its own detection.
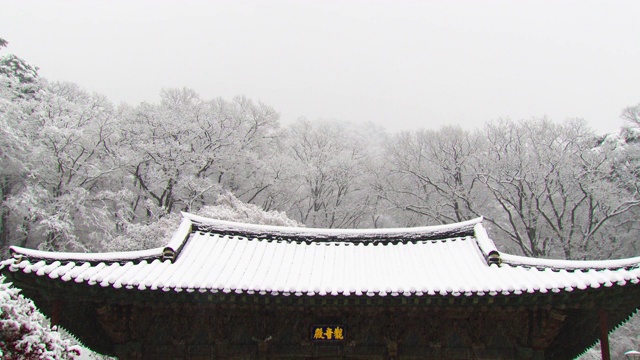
[311,325,346,341]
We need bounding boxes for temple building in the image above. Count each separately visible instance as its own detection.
[1,213,640,359]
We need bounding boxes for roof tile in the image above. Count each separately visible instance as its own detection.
[2,214,640,298]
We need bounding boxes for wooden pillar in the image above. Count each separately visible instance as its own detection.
[254,336,271,360]
[257,341,269,360]
[51,300,62,328]
[386,340,398,360]
[599,309,611,360]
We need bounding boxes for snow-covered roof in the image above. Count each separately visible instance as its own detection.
[2,213,640,298]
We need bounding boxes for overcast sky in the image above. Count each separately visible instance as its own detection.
[2,0,639,134]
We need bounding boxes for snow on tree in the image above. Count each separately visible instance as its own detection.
[4,81,119,252]
[378,126,486,227]
[197,192,300,227]
[379,118,640,260]
[113,89,281,222]
[0,38,39,98]
[2,36,640,358]
[0,276,81,359]
[102,192,300,252]
[277,119,376,228]
[621,102,640,129]
[476,118,640,259]
[1,38,46,253]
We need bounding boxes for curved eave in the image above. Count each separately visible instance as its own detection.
[3,257,640,299]
[3,213,640,300]
[500,253,640,270]
[3,235,640,298]
[9,245,164,264]
[4,215,483,265]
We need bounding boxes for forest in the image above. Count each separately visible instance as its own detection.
[1,39,639,358]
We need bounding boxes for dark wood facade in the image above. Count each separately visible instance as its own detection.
[4,216,640,359]
[7,270,640,360]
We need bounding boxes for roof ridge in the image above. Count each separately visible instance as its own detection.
[474,223,501,266]
[4,215,485,264]
[162,218,193,262]
[182,212,483,244]
[500,253,640,271]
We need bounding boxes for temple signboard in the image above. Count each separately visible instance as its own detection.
[311,325,346,342]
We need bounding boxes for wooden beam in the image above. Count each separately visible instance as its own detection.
[599,309,611,360]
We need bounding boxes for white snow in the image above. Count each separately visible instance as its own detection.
[10,245,164,263]
[500,253,640,270]
[183,212,482,240]
[2,213,639,299]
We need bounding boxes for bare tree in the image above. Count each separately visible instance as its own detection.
[621,102,640,127]
[281,119,375,228]
[115,89,280,223]
[477,118,640,258]
[378,126,485,226]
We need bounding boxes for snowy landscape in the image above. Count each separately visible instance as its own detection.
[1,1,640,358]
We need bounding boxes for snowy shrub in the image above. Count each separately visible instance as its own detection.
[103,192,301,252]
[0,277,81,359]
[197,192,302,227]
[104,212,181,252]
